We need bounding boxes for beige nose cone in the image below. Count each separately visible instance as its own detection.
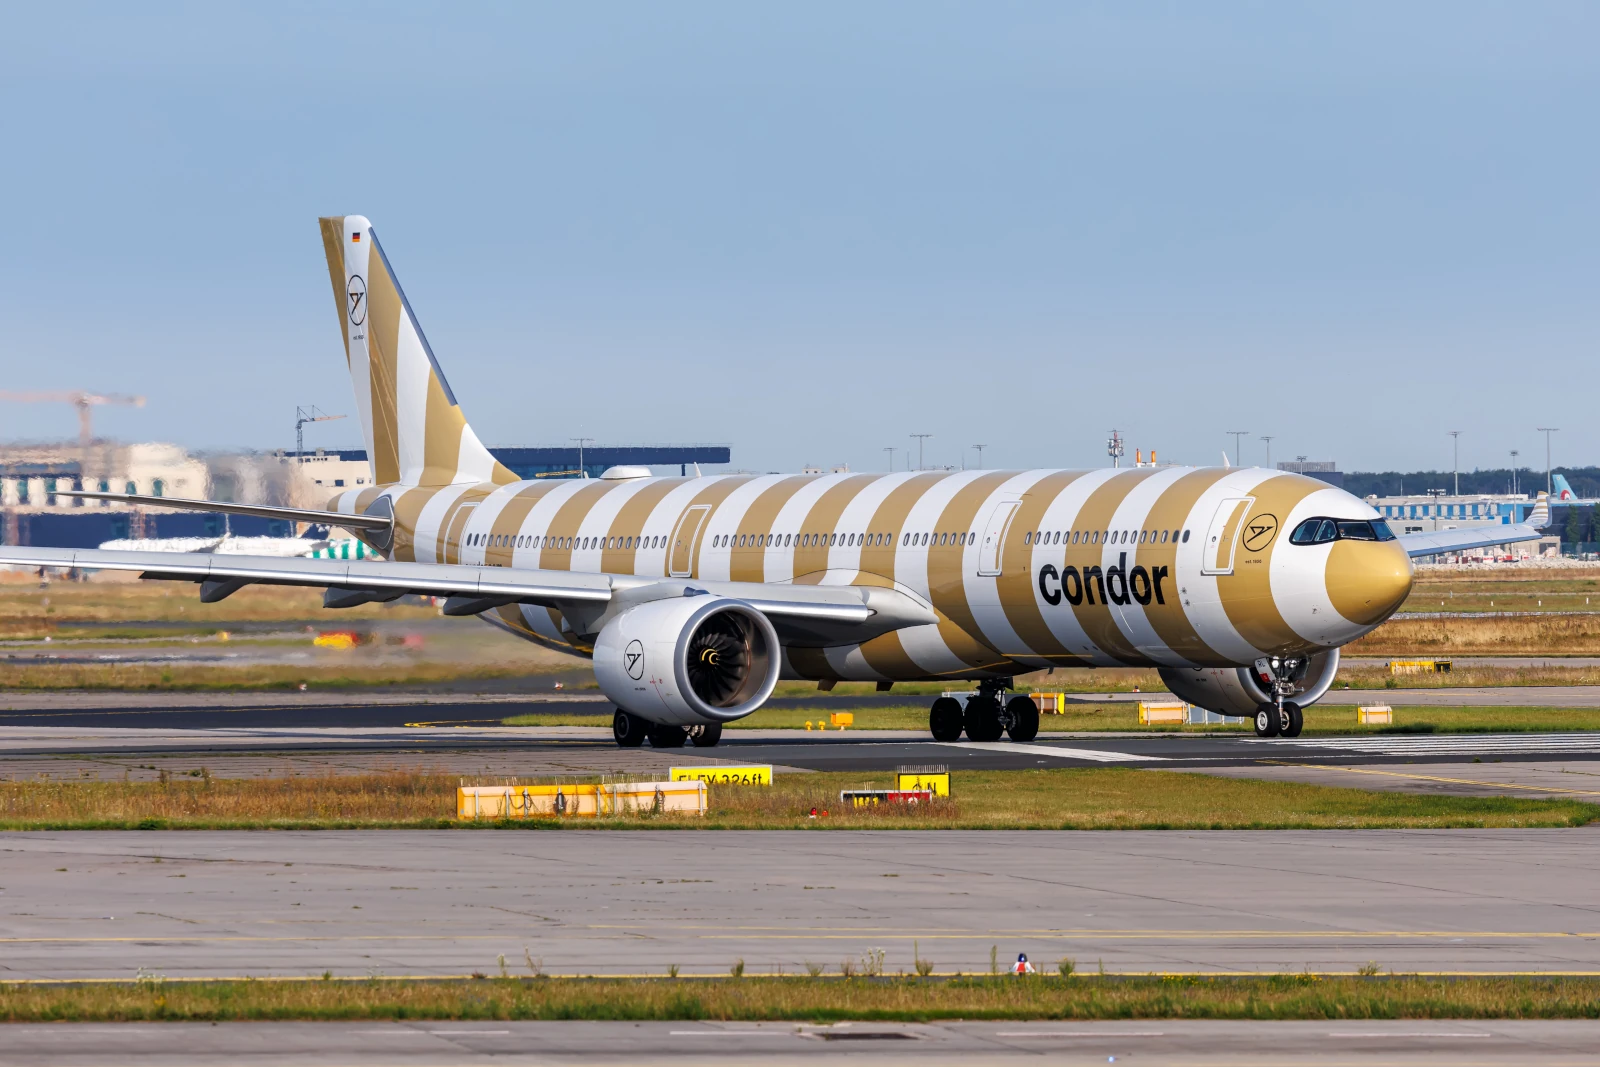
[1325,540,1414,626]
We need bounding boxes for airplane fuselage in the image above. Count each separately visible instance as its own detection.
[334,463,1413,681]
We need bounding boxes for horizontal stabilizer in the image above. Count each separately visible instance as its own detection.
[59,491,392,533]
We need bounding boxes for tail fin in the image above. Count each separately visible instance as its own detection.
[1528,491,1550,528]
[1552,473,1575,501]
[318,216,515,487]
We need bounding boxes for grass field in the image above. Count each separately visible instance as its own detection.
[4,974,1600,1023]
[0,767,1590,831]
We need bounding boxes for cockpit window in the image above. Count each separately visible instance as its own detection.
[1336,520,1379,541]
[1290,517,1398,545]
[1289,518,1337,545]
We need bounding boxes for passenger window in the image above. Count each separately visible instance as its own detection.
[1181,530,1190,543]
[1160,530,1168,544]
[1024,532,1032,546]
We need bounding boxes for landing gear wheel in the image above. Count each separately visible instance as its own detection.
[1005,696,1039,742]
[688,723,723,748]
[1253,702,1281,738]
[1280,702,1304,738]
[929,697,963,741]
[647,723,689,748]
[964,696,1004,742]
[613,710,648,748]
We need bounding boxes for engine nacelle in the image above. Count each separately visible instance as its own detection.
[593,595,780,726]
[1157,648,1340,718]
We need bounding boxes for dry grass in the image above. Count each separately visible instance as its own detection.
[0,768,1589,830]
[4,974,1600,1022]
[1347,614,1600,656]
[0,581,437,638]
[0,660,569,691]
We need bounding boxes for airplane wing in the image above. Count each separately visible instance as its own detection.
[59,491,393,534]
[0,545,935,645]
[1397,523,1544,559]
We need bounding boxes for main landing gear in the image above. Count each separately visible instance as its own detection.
[928,679,1038,743]
[612,710,723,748]
[1251,655,1308,738]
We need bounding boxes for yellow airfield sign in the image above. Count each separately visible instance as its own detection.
[671,765,773,786]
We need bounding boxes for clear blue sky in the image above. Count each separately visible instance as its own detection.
[0,2,1594,476]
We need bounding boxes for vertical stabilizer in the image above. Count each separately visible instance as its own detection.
[1528,491,1550,529]
[1552,473,1575,501]
[318,216,515,487]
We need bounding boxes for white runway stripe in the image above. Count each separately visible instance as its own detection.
[1265,732,1600,755]
[941,741,1166,762]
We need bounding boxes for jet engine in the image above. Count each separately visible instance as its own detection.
[1157,648,1340,718]
[593,595,781,726]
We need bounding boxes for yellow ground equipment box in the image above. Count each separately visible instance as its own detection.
[1029,691,1068,715]
[829,712,854,728]
[1358,705,1394,725]
[1388,659,1451,675]
[670,765,772,785]
[457,781,706,818]
[312,630,361,650]
[1138,701,1188,725]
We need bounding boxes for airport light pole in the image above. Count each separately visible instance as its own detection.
[1538,428,1558,495]
[972,444,986,470]
[1260,435,1274,471]
[911,434,932,472]
[1449,431,1461,496]
[883,447,896,472]
[571,436,593,479]
[1510,450,1519,497]
[1227,431,1249,468]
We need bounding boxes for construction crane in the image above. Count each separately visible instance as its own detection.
[295,405,347,455]
[0,391,146,448]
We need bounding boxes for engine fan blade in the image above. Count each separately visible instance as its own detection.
[686,614,751,706]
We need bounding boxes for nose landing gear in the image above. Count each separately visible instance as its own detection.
[1251,656,1308,738]
[927,679,1038,742]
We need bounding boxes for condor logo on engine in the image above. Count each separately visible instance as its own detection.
[624,639,645,680]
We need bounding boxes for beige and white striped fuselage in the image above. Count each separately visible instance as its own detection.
[332,463,1413,682]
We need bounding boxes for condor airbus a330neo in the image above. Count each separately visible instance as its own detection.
[3,216,1544,745]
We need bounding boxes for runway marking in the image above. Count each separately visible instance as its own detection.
[1257,760,1600,797]
[1266,732,1600,755]
[1329,1032,1491,1038]
[939,741,1166,762]
[670,1031,795,1037]
[997,1031,1166,1037]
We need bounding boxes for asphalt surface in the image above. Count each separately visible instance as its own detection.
[7,828,1600,980]
[4,1020,1598,1065]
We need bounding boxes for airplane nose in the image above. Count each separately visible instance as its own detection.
[1325,539,1413,627]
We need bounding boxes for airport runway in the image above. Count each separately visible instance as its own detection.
[4,1019,1599,1066]
[6,828,1600,980]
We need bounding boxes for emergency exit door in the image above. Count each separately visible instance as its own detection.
[668,505,710,577]
[976,499,1021,577]
[1200,496,1254,576]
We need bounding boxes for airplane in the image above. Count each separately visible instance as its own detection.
[1552,474,1588,503]
[0,215,1546,745]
